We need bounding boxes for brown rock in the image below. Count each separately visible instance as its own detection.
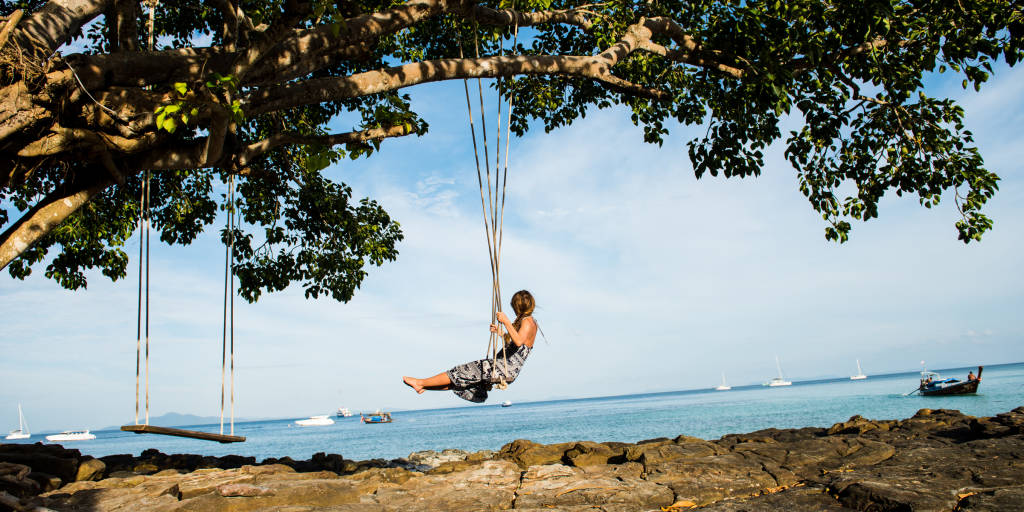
[366,460,520,511]
[76,457,106,481]
[564,441,619,467]
[515,463,673,510]
[133,462,160,475]
[645,452,778,506]
[217,482,274,497]
[958,485,1024,511]
[497,439,571,468]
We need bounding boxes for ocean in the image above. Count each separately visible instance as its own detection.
[9,363,1023,462]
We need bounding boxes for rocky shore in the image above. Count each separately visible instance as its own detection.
[1,406,1021,511]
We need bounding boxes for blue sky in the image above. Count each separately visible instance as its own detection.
[2,63,1022,433]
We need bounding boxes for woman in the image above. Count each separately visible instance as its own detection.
[403,290,537,403]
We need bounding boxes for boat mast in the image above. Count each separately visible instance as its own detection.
[775,356,785,379]
[18,404,28,434]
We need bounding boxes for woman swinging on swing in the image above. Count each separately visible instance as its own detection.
[403,290,537,403]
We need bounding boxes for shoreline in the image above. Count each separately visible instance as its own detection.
[2,406,1022,510]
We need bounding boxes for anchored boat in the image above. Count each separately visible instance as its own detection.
[361,411,392,424]
[918,366,983,396]
[45,430,96,442]
[295,415,335,426]
[6,404,29,440]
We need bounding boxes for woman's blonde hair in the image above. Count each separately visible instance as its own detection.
[504,290,535,342]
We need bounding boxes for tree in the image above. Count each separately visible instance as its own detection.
[0,0,1019,301]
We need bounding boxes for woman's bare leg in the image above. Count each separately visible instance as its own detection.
[403,372,452,394]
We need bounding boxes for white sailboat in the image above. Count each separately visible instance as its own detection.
[714,372,732,391]
[765,356,792,387]
[850,359,868,380]
[6,404,30,440]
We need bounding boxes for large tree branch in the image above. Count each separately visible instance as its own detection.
[0,173,114,271]
[249,17,675,115]
[10,0,108,62]
[236,123,418,167]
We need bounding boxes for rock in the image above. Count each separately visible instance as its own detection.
[98,454,136,474]
[366,460,520,510]
[217,483,274,497]
[497,439,571,468]
[957,485,1024,511]
[425,459,480,474]
[515,463,673,510]
[0,448,79,483]
[694,485,854,511]
[564,441,619,467]
[76,457,106,481]
[133,462,160,475]
[645,451,779,506]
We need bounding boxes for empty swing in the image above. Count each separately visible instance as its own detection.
[120,171,245,444]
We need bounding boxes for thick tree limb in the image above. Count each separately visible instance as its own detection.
[250,53,667,114]
[236,123,417,167]
[0,173,114,270]
[10,0,108,62]
[0,9,25,50]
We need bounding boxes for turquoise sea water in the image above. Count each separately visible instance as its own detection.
[9,363,1023,461]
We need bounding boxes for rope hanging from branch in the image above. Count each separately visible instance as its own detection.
[460,12,520,390]
[127,1,242,443]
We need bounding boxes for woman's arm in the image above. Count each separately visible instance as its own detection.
[494,311,537,348]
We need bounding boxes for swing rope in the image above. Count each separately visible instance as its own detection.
[460,11,519,389]
[130,0,239,441]
[220,174,236,436]
[135,0,159,427]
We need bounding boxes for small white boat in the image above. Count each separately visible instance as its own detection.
[6,404,30,440]
[764,356,792,387]
[715,372,732,391]
[501,400,512,407]
[45,430,96,442]
[295,415,335,427]
[850,359,868,380]
[336,407,353,417]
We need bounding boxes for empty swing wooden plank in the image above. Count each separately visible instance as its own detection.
[120,424,246,443]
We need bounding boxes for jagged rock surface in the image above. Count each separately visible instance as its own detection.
[0,407,1020,511]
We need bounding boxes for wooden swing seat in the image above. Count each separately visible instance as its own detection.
[121,424,246,443]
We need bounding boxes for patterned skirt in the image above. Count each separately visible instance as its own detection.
[446,345,531,403]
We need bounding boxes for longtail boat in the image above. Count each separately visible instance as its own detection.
[919,366,983,396]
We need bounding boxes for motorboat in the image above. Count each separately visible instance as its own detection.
[336,407,353,417]
[850,359,867,380]
[764,356,792,387]
[918,366,982,396]
[295,415,335,426]
[715,372,732,391]
[361,411,392,424]
[6,404,30,440]
[501,400,513,407]
[45,430,96,442]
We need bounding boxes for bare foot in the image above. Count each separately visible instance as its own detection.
[403,376,425,394]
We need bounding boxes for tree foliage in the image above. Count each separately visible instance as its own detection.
[0,0,1020,301]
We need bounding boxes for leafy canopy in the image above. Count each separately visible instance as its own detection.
[0,0,1020,301]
